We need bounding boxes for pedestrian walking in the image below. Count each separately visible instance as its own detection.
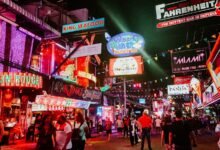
[116,116,124,135]
[161,116,172,150]
[123,116,129,138]
[72,111,88,150]
[36,114,55,150]
[55,115,72,150]
[129,115,138,146]
[105,117,112,142]
[137,109,153,150]
[169,110,192,150]
[155,117,162,134]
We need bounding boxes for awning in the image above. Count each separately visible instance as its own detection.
[35,94,97,109]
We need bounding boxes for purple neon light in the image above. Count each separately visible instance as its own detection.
[0,21,6,60]
[10,24,26,68]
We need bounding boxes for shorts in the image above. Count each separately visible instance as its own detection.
[117,128,123,132]
[106,129,112,134]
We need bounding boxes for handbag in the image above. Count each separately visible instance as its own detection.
[72,122,83,141]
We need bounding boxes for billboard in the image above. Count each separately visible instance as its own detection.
[171,49,207,73]
[167,84,190,95]
[107,32,145,57]
[155,0,218,28]
[62,18,105,34]
[109,56,144,76]
[207,35,220,91]
[203,83,218,106]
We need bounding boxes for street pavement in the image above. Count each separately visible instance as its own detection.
[1,132,219,150]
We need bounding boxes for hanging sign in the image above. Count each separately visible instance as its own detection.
[155,0,218,28]
[62,18,105,34]
[171,49,207,73]
[109,56,144,76]
[107,32,145,57]
[51,79,102,103]
[0,72,43,88]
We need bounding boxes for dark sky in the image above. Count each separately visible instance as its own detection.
[29,0,220,81]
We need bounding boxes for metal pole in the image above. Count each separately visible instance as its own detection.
[123,77,126,116]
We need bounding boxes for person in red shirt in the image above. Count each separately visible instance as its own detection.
[137,109,153,150]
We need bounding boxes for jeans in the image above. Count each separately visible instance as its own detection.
[141,128,152,150]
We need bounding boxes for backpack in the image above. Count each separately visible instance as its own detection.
[72,122,83,141]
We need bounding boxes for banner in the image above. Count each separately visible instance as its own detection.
[171,49,207,73]
[207,35,220,92]
[202,83,218,106]
[50,79,102,103]
[155,0,218,28]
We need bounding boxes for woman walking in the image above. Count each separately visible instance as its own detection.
[36,114,56,150]
[72,111,88,150]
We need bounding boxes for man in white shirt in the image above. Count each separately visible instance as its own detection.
[116,116,124,136]
[55,115,72,150]
[155,117,162,134]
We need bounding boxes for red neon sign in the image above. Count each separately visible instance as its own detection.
[0,72,43,88]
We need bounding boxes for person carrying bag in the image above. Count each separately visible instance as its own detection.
[71,111,88,150]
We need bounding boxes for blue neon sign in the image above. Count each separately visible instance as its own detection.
[107,32,145,57]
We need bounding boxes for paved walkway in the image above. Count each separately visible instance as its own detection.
[1,132,219,150]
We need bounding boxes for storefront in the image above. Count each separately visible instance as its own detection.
[0,72,43,143]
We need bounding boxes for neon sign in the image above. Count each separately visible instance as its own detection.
[107,32,145,57]
[0,72,43,88]
[62,18,105,34]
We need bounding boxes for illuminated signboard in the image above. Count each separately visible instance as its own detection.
[207,35,220,91]
[107,32,145,57]
[77,71,97,83]
[171,49,207,73]
[167,84,190,95]
[0,72,43,88]
[109,56,144,76]
[155,0,218,28]
[35,95,92,109]
[62,18,105,34]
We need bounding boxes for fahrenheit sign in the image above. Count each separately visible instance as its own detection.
[0,72,43,88]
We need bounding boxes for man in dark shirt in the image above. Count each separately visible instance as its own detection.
[169,110,192,150]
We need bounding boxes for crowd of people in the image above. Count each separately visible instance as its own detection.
[0,108,219,150]
[29,111,89,150]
